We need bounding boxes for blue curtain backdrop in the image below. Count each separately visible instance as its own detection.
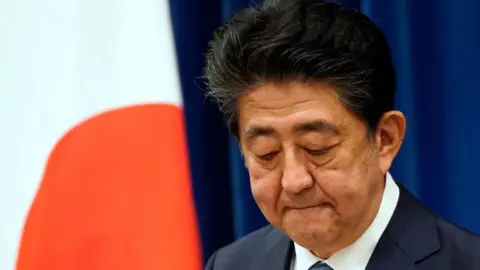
[169,0,480,264]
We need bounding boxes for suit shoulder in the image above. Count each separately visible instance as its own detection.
[436,216,480,245]
[205,225,277,269]
[435,215,480,265]
[215,225,274,256]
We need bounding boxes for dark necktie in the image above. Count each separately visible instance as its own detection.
[308,262,333,270]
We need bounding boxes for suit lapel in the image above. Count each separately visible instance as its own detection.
[367,185,441,270]
[366,233,414,270]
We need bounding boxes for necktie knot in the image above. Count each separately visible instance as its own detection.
[308,261,333,270]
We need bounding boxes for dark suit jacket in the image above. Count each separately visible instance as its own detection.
[205,186,480,270]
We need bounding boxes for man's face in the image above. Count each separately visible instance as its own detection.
[237,82,391,254]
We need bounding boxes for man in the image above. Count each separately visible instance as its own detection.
[202,0,480,269]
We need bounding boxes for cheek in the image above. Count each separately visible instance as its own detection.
[312,145,375,208]
[248,163,282,220]
[312,169,371,227]
[250,171,280,207]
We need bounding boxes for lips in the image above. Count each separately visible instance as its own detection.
[288,202,330,210]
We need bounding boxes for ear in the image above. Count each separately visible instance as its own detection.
[375,111,406,175]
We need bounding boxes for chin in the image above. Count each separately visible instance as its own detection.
[283,219,341,249]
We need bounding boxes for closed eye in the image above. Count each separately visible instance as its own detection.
[305,146,333,156]
[257,151,279,161]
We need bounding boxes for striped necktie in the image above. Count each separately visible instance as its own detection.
[308,262,333,270]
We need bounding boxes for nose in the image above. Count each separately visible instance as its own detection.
[281,149,314,194]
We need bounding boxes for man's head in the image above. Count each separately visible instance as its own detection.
[204,0,406,257]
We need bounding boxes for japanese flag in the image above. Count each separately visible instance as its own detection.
[0,0,202,269]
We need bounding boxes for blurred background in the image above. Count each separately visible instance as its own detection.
[1,0,479,269]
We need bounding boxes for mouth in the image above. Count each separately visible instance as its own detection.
[289,202,331,210]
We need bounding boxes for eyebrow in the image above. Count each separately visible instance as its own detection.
[244,120,340,142]
[294,120,340,135]
[244,125,275,141]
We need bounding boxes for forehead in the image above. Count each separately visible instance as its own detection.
[237,82,360,138]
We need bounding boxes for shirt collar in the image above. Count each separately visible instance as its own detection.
[293,172,400,270]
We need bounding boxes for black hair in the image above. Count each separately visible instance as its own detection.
[203,0,396,138]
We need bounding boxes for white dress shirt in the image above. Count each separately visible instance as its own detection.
[291,172,400,270]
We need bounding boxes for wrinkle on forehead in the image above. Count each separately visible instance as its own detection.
[239,84,337,120]
[237,83,352,139]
